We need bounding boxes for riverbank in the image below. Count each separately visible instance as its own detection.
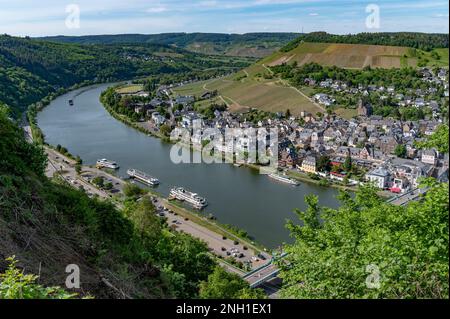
[46,145,270,270]
[100,92,351,191]
[37,83,343,248]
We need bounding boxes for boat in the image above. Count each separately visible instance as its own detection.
[169,187,208,209]
[68,99,74,106]
[96,159,119,170]
[268,173,299,186]
[127,168,159,186]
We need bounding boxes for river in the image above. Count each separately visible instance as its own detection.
[37,83,341,248]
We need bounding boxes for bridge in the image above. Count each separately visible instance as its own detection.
[243,253,287,288]
[386,187,428,206]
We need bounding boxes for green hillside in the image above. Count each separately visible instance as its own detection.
[174,39,448,117]
[268,42,449,69]
[0,35,252,116]
[39,32,301,58]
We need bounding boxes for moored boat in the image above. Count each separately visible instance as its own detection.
[169,187,208,209]
[96,158,119,170]
[127,168,159,186]
[268,173,299,186]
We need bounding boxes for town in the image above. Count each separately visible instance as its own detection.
[107,66,449,198]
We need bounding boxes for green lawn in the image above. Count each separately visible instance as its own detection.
[115,84,144,94]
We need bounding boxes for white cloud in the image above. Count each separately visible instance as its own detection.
[309,12,319,16]
[146,6,168,13]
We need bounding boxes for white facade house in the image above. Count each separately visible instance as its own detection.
[366,167,391,189]
[151,112,166,126]
[421,149,437,165]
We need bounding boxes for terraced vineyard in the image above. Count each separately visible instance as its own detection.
[266,42,448,69]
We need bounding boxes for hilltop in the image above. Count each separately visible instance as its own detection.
[271,41,449,69]
[38,32,301,58]
[174,35,449,117]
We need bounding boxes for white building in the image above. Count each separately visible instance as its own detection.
[421,149,437,165]
[366,167,391,189]
[151,112,166,126]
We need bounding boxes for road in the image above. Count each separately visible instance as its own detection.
[245,263,279,286]
[152,197,270,269]
[388,188,428,206]
[44,144,271,271]
[23,120,273,276]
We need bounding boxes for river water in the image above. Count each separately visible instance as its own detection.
[37,83,341,248]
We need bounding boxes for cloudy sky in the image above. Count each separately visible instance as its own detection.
[0,0,448,36]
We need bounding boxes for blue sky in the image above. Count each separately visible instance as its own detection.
[0,0,448,36]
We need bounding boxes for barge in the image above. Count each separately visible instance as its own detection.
[169,187,208,209]
[96,159,119,170]
[127,168,160,186]
[268,173,299,186]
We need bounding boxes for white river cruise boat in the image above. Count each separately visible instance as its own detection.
[268,173,299,186]
[96,159,119,170]
[127,168,160,186]
[169,187,208,209]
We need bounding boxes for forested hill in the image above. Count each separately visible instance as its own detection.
[282,32,449,52]
[38,32,301,57]
[0,34,251,116]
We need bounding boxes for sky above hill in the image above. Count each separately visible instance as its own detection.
[0,0,448,36]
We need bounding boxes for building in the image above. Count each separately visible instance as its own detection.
[366,167,391,189]
[182,112,200,128]
[300,156,317,174]
[421,149,437,165]
[357,99,373,117]
[151,112,166,126]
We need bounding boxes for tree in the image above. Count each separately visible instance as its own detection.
[394,144,407,158]
[92,176,104,188]
[104,182,113,190]
[343,153,352,172]
[75,164,82,174]
[280,181,449,299]
[0,257,77,299]
[159,124,172,137]
[199,267,265,299]
[285,109,291,118]
[416,124,449,153]
[126,197,161,246]
[123,182,144,197]
[317,155,331,172]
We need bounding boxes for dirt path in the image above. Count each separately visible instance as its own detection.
[262,64,325,113]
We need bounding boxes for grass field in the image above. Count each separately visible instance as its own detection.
[115,84,144,94]
[172,62,321,116]
[334,107,358,119]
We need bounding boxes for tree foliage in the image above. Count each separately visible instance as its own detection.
[0,257,77,299]
[199,266,266,299]
[416,124,449,153]
[280,182,449,299]
[282,32,449,52]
